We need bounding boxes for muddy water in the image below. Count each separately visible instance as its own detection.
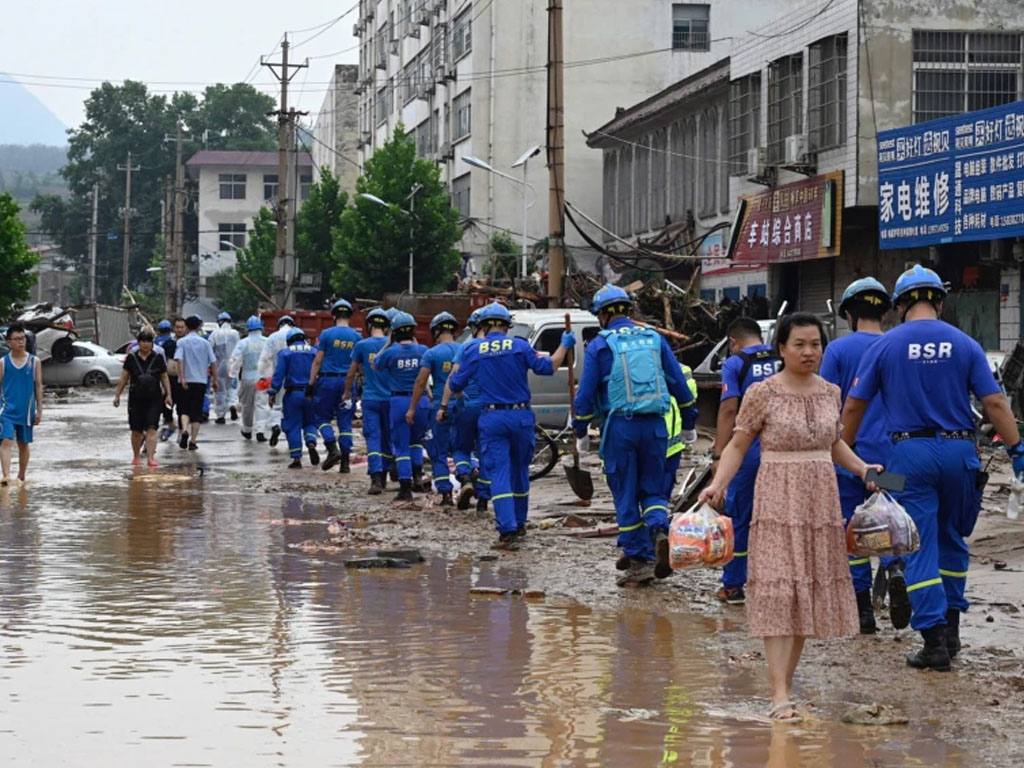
[0,397,972,766]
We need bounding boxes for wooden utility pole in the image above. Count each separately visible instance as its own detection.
[117,151,140,296]
[546,0,566,304]
[173,123,185,314]
[89,181,99,304]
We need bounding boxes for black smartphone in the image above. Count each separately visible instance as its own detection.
[865,468,906,493]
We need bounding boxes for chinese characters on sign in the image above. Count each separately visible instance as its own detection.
[701,232,764,276]
[731,172,843,263]
[878,99,1024,249]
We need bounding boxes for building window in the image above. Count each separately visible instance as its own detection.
[808,34,848,151]
[416,118,433,157]
[912,31,1022,123]
[650,129,667,231]
[603,150,617,237]
[453,89,471,140]
[747,283,767,297]
[452,7,472,62]
[300,174,313,201]
[700,289,716,302]
[728,74,760,175]
[451,172,471,218]
[376,85,388,124]
[700,108,719,217]
[218,223,246,251]
[767,54,803,165]
[263,174,278,201]
[402,60,417,104]
[672,4,709,51]
[218,173,246,200]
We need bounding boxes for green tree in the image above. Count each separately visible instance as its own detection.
[333,125,460,297]
[297,167,348,308]
[0,193,39,318]
[211,207,276,318]
[185,84,277,151]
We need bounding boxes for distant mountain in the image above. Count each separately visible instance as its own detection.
[0,76,69,146]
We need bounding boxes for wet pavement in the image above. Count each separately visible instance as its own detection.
[0,393,982,765]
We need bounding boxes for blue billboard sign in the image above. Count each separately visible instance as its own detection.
[877,99,1024,249]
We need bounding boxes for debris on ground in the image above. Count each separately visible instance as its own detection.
[469,587,546,599]
[840,702,909,726]
[344,557,413,569]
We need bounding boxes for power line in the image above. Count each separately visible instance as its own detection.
[288,4,359,36]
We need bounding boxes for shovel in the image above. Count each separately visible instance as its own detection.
[563,313,595,501]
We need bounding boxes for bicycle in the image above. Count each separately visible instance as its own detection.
[529,421,576,481]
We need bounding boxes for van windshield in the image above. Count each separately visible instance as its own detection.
[455,324,532,344]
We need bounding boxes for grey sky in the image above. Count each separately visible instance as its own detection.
[2,0,359,133]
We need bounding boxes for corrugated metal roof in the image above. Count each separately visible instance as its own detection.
[185,150,313,168]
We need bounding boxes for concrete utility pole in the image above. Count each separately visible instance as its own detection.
[173,123,186,314]
[89,181,99,304]
[162,176,174,317]
[546,0,566,304]
[117,151,141,296]
[262,35,308,308]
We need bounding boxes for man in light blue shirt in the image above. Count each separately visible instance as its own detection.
[174,315,218,450]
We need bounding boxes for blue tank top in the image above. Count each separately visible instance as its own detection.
[317,325,362,374]
[0,354,37,425]
[352,337,390,401]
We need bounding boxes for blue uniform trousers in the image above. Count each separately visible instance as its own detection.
[314,375,354,453]
[282,390,317,459]
[721,458,757,589]
[602,414,669,561]
[454,403,490,500]
[389,395,429,481]
[663,453,681,499]
[479,409,535,534]
[887,437,981,631]
[428,407,455,493]
[362,399,391,474]
[837,471,875,594]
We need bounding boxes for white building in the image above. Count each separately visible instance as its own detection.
[312,64,361,193]
[353,0,792,266]
[186,150,313,299]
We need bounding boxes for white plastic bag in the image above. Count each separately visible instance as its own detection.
[669,502,735,570]
[1008,475,1024,521]
[846,491,920,557]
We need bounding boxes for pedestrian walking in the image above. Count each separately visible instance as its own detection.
[844,265,1024,671]
[154,319,177,440]
[345,308,393,494]
[699,313,881,722]
[444,310,490,511]
[0,324,43,486]
[113,329,173,467]
[307,299,362,472]
[164,317,188,443]
[230,316,270,441]
[268,327,319,469]
[174,315,218,451]
[210,311,240,424]
[573,285,697,585]
[444,302,574,549]
[257,315,297,447]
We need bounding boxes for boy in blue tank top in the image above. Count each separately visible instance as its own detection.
[0,324,43,486]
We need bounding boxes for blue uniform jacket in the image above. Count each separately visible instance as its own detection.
[317,325,362,374]
[269,343,316,394]
[372,341,429,394]
[573,317,696,434]
[448,331,554,405]
[421,341,461,406]
[352,337,391,401]
[452,338,482,406]
[820,331,889,466]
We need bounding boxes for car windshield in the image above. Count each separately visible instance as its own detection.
[455,323,532,344]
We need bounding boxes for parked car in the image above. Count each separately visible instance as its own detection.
[42,341,123,387]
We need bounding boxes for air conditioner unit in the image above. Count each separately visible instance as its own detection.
[353,84,365,96]
[408,27,421,39]
[435,65,447,83]
[434,0,446,12]
[785,134,808,165]
[439,141,453,160]
[746,147,766,178]
[424,80,436,94]
[353,23,362,37]
[417,10,431,25]
[390,40,400,56]
[365,7,374,20]
[444,67,457,82]
[361,131,372,145]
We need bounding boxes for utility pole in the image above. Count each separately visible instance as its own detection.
[89,181,99,304]
[285,117,298,308]
[117,151,141,297]
[162,176,173,317]
[173,123,185,314]
[263,35,308,308]
[546,0,566,304]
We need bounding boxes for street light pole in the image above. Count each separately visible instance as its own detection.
[357,185,422,294]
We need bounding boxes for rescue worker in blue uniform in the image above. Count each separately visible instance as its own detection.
[408,312,461,507]
[444,310,491,512]
[662,363,700,499]
[307,299,362,473]
[573,285,697,585]
[154,319,176,438]
[372,311,430,501]
[845,265,1024,670]
[444,302,575,548]
[345,308,393,494]
[820,277,906,635]
[268,327,320,469]
[712,317,780,603]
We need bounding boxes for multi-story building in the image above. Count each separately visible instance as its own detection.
[312,64,361,192]
[185,150,313,299]
[352,0,792,268]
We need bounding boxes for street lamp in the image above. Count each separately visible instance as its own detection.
[465,146,541,279]
[357,183,423,293]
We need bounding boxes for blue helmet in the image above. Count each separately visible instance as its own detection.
[467,309,484,328]
[385,308,399,322]
[246,315,264,332]
[430,311,458,334]
[156,319,172,332]
[390,311,416,331]
[592,284,632,314]
[366,308,390,328]
[277,314,295,328]
[892,264,946,306]
[217,311,231,323]
[331,298,353,316]
[479,301,512,325]
[286,327,307,343]
[839,277,891,317]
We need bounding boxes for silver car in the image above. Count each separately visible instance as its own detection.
[42,341,123,387]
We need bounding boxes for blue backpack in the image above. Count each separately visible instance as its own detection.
[600,326,670,416]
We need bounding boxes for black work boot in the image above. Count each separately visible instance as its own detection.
[394,479,414,501]
[412,466,425,493]
[887,561,912,630]
[476,498,488,513]
[269,425,281,447]
[457,481,476,510]
[256,432,268,443]
[230,406,238,421]
[653,528,672,579]
[306,442,320,466]
[338,452,351,474]
[389,465,399,482]
[945,609,961,659]
[906,625,952,671]
[321,441,342,471]
[368,472,384,495]
[287,457,302,469]
[439,492,454,508]
[857,590,878,634]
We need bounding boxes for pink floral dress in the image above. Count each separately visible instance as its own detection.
[734,375,859,638]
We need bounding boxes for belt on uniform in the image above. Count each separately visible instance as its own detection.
[891,428,975,444]
[391,391,414,396]
[285,385,305,392]
[483,402,530,411]
[319,371,346,377]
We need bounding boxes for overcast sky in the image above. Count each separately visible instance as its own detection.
[2,0,359,132]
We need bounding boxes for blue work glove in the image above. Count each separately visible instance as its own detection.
[560,330,577,349]
[572,419,588,439]
[1008,439,1024,478]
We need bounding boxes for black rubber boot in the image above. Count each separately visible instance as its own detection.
[368,472,384,495]
[888,561,911,630]
[653,528,672,579]
[412,466,425,493]
[338,452,350,474]
[945,609,961,659]
[906,626,952,671]
[857,590,878,634]
[269,425,281,447]
[389,465,399,482]
[307,442,320,466]
[394,479,414,501]
[230,406,238,421]
[440,492,454,508]
[287,457,302,469]
[256,432,267,443]
[241,431,252,441]
[457,482,476,510]
[321,441,342,471]
[476,498,489,513]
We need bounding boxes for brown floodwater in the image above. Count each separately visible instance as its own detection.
[0,395,973,766]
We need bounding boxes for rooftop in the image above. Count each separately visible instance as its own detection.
[185,150,313,168]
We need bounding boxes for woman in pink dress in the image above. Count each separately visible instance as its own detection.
[699,313,881,722]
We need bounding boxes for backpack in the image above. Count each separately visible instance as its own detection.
[131,353,161,399]
[735,348,780,402]
[600,326,670,416]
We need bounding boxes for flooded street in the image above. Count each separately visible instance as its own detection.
[0,393,995,765]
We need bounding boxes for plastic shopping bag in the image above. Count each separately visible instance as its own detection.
[669,503,735,570]
[1007,475,1024,521]
[845,491,920,557]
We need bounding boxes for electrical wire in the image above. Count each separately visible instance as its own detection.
[288,4,359,36]
[745,0,837,40]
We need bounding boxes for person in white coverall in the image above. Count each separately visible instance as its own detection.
[230,315,270,441]
[210,311,241,423]
[256,314,296,446]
